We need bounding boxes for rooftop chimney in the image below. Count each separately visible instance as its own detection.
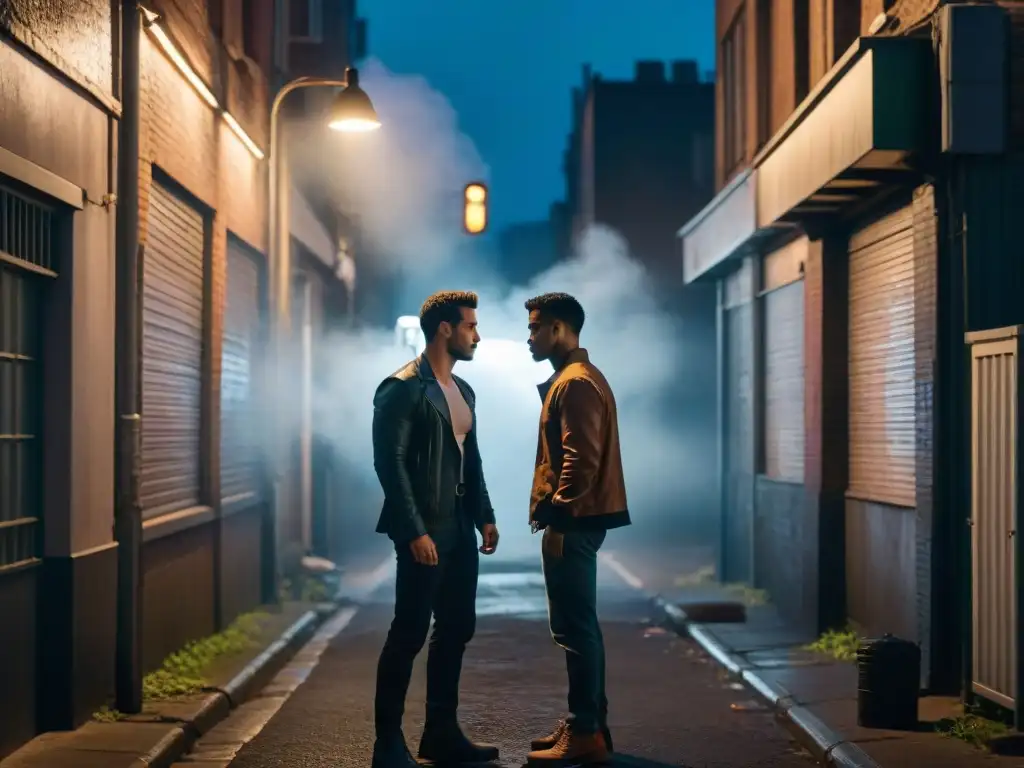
[635,61,665,82]
[671,60,698,83]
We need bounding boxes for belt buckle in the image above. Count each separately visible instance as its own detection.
[455,483,466,498]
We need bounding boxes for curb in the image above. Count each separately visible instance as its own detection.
[147,606,328,768]
[651,596,881,768]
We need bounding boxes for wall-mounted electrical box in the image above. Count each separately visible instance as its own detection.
[939,2,1009,155]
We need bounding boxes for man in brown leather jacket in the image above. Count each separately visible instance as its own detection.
[522,292,631,766]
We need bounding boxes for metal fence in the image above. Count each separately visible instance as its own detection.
[967,325,1022,711]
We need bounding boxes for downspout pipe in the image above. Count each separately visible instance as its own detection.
[114,0,144,715]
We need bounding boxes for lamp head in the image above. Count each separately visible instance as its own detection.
[328,68,381,133]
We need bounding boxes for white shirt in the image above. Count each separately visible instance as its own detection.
[439,378,472,480]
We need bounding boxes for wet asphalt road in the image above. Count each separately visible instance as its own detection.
[222,555,815,768]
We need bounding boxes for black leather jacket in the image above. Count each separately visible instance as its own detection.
[372,355,495,544]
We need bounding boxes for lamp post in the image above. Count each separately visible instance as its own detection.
[264,69,380,603]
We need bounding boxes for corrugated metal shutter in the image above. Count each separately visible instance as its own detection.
[967,329,1019,709]
[221,240,262,505]
[725,304,754,583]
[724,262,754,583]
[764,280,805,481]
[141,181,204,517]
[848,205,915,507]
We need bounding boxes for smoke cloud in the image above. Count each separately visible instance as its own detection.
[294,58,489,275]
[299,58,713,562]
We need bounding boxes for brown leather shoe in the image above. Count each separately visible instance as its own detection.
[527,728,609,765]
[530,720,566,751]
[531,721,614,754]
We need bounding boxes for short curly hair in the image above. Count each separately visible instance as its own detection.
[524,292,585,335]
[419,290,478,341]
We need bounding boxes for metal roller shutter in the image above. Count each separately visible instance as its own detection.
[723,262,755,583]
[221,240,263,505]
[848,205,915,507]
[725,304,754,583]
[763,281,805,482]
[141,181,205,517]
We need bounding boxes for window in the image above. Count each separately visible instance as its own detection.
[0,183,59,568]
[722,9,747,173]
[242,0,259,60]
[756,0,772,147]
[794,0,810,104]
[289,0,323,42]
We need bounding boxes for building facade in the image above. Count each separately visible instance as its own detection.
[497,219,558,286]
[0,3,121,756]
[681,0,1024,704]
[0,0,364,758]
[563,60,716,285]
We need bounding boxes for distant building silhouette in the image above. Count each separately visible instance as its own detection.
[555,59,715,285]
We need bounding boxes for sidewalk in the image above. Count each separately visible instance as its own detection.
[0,559,391,768]
[651,586,1024,768]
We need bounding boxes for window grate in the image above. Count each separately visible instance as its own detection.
[0,185,57,275]
[0,182,53,569]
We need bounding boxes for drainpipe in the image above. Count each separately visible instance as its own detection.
[114,0,144,714]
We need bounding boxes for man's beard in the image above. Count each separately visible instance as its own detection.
[449,343,475,362]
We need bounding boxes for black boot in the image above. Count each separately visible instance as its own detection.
[372,733,420,768]
[418,721,499,764]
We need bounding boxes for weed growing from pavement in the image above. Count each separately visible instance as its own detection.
[805,628,862,662]
[674,565,716,587]
[672,566,770,607]
[279,574,332,603]
[722,583,769,606]
[92,610,270,720]
[92,705,127,722]
[936,706,1009,750]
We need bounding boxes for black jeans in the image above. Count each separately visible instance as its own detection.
[542,529,608,734]
[374,519,479,738]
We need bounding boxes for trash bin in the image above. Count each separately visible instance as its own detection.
[856,633,920,730]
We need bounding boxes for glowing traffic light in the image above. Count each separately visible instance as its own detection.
[463,182,488,235]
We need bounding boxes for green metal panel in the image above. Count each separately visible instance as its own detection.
[871,38,935,152]
[962,154,1024,333]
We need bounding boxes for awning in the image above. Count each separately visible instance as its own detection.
[679,168,757,284]
[680,35,932,284]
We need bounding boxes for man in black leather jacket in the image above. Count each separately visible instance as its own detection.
[371,290,501,768]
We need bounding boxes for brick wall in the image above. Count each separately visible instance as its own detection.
[138,0,269,609]
[863,0,939,34]
[912,183,938,687]
[802,236,848,633]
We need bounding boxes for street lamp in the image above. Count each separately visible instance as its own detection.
[265,69,381,603]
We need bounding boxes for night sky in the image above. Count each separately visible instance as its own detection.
[360,0,715,235]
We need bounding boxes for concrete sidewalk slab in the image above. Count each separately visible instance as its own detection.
[651,593,1018,768]
[0,557,391,768]
[0,606,324,768]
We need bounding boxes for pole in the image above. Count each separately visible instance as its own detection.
[115,0,144,714]
[265,75,350,603]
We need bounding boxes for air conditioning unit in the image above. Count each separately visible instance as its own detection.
[938,2,1009,155]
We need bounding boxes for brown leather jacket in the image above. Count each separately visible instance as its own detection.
[529,348,631,532]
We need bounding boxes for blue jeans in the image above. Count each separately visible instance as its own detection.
[542,529,608,734]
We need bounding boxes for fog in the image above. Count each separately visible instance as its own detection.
[292,59,715,564]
